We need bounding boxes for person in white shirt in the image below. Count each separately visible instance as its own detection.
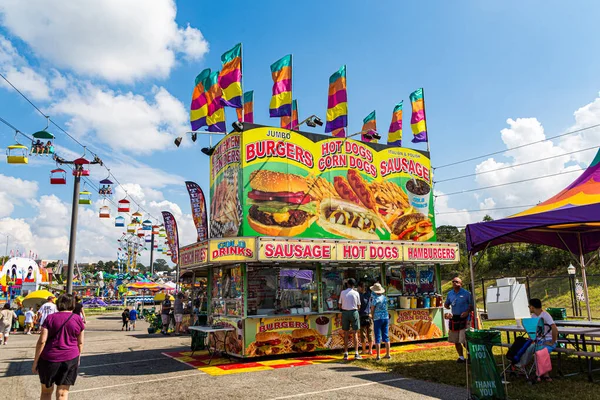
[338,278,362,360]
[24,307,35,334]
[529,298,558,382]
[37,296,58,327]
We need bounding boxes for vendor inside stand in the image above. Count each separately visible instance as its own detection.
[321,265,382,312]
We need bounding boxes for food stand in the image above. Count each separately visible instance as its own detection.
[181,124,460,358]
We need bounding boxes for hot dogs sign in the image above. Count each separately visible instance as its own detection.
[209,124,436,242]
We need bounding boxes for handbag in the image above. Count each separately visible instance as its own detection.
[535,347,552,376]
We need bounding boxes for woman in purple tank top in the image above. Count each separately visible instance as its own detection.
[32,293,85,400]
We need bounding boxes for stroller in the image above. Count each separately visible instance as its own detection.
[504,318,551,383]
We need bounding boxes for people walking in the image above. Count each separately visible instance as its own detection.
[370,283,391,360]
[174,293,184,335]
[444,277,473,363]
[121,308,130,331]
[128,308,137,331]
[37,296,57,327]
[0,303,18,345]
[24,307,35,334]
[32,293,85,400]
[357,281,373,355]
[72,296,87,324]
[161,296,172,335]
[338,278,362,360]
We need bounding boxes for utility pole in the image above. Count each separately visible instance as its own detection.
[54,153,102,294]
[149,231,155,276]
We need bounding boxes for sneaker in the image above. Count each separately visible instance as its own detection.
[457,357,466,363]
[354,353,363,360]
[27,332,32,335]
[383,355,391,359]
[343,353,349,360]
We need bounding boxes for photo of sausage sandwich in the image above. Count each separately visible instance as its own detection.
[317,198,389,240]
[247,170,319,236]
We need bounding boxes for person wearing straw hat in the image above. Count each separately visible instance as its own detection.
[370,282,391,360]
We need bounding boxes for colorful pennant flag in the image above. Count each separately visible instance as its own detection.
[185,181,208,241]
[361,111,377,142]
[218,43,243,108]
[269,54,292,117]
[410,88,427,143]
[161,211,179,265]
[280,100,298,129]
[205,70,226,132]
[387,102,403,146]
[189,68,211,131]
[236,91,254,123]
[326,65,347,138]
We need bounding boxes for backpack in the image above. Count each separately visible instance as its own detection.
[506,336,533,364]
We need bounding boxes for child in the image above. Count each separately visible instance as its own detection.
[121,308,130,331]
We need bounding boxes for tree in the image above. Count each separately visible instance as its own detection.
[153,259,171,272]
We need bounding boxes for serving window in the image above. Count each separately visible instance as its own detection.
[321,266,381,311]
[211,265,243,317]
[247,266,317,316]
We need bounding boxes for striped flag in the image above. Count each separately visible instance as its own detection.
[236,91,254,123]
[269,55,292,117]
[218,43,243,108]
[281,100,298,129]
[387,102,403,146]
[326,65,347,138]
[361,111,377,143]
[189,68,211,131]
[205,71,226,132]
[410,88,427,143]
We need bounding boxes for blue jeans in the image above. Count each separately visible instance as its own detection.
[373,319,389,344]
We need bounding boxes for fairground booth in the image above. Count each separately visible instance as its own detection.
[179,124,459,358]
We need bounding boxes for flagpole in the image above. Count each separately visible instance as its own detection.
[422,87,430,154]
[240,43,244,123]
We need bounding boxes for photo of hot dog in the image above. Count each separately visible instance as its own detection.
[317,198,389,240]
[333,176,363,206]
[390,213,434,241]
[347,169,377,211]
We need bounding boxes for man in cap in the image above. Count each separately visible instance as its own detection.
[37,295,57,327]
[444,277,473,363]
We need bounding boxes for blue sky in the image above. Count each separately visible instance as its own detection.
[2,1,600,262]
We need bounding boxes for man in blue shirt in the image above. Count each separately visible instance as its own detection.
[444,277,473,363]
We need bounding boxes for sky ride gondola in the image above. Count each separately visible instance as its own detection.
[99,177,113,196]
[142,219,152,230]
[118,198,130,213]
[72,157,90,177]
[115,216,125,227]
[50,168,67,185]
[6,144,29,164]
[99,205,111,218]
[131,211,142,225]
[137,227,145,238]
[79,190,92,205]
[127,224,136,233]
[31,129,55,155]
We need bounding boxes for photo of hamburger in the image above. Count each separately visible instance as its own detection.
[247,170,318,236]
[317,198,389,240]
[390,213,434,241]
[290,328,326,352]
[252,331,286,356]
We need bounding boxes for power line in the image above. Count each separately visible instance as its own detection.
[435,204,537,215]
[435,168,584,198]
[433,123,600,170]
[434,145,600,184]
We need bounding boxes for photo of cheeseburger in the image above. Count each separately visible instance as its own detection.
[390,212,434,241]
[317,198,389,240]
[252,331,285,356]
[247,170,318,236]
[290,328,327,352]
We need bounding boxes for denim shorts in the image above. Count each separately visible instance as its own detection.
[373,318,389,344]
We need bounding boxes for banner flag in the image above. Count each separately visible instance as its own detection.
[185,181,208,241]
[161,211,180,264]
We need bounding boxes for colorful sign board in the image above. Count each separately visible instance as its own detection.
[179,241,208,270]
[258,239,335,262]
[209,125,435,242]
[403,242,459,263]
[209,237,257,263]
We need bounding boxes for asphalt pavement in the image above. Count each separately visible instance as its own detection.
[0,312,466,400]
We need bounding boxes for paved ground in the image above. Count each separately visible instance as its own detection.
[0,312,466,400]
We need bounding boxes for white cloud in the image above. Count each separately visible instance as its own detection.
[0,0,209,82]
[0,174,38,217]
[0,35,50,100]
[433,191,473,228]
[49,83,188,154]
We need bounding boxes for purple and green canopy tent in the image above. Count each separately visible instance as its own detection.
[465,150,600,320]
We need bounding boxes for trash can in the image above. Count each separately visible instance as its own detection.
[546,307,567,321]
[465,330,506,400]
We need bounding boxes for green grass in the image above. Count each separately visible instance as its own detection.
[361,336,599,400]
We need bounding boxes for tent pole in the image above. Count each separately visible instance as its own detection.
[578,234,593,321]
[469,253,479,329]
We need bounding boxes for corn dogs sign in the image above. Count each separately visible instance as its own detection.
[209,124,436,242]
